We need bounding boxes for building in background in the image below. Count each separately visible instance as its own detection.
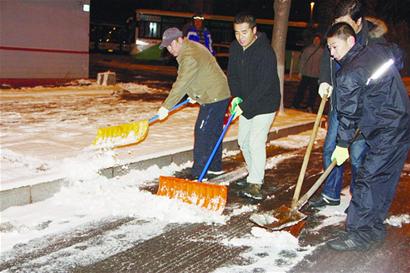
[0,0,90,87]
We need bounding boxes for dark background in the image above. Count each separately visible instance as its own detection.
[90,0,410,27]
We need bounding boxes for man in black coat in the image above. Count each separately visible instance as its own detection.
[227,12,281,200]
[325,22,410,251]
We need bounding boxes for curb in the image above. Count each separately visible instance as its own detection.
[0,122,315,211]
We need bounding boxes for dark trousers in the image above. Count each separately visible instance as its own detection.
[346,142,409,244]
[192,98,230,176]
[322,110,369,201]
[292,76,319,109]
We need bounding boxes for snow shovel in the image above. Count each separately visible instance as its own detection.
[157,110,238,213]
[250,95,328,231]
[92,99,189,148]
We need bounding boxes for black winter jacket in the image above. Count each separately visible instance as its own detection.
[320,17,388,109]
[334,42,410,148]
[227,32,281,119]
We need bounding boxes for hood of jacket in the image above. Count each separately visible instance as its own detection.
[365,16,388,39]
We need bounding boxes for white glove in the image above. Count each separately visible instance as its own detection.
[187,97,197,104]
[318,82,333,99]
[157,106,169,120]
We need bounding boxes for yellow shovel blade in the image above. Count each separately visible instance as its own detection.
[157,176,227,213]
[93,119,149,147]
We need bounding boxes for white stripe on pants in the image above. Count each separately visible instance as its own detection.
[238,112,276,185]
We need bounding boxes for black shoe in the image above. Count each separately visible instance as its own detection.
[235,179,248,188]
[240,184,263,200]
[327,234,370,251]
[309,196,340,208]
[207,170,224,175]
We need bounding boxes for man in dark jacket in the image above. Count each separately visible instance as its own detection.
[325,22,410,251]
[311,0,388,208]
[227,12,281,200]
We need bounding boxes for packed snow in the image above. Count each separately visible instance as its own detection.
[1,81,409,272]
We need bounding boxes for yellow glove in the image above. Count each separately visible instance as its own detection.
[318,82,333,99]
[331,146,349,166]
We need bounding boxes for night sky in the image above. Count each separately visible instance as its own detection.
[90,0,313,25]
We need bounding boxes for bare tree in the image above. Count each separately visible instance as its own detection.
[271,0,292,113]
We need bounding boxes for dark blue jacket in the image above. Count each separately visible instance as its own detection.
[334,42,410,148]
[320,18,388,110]
[185,26,215,55]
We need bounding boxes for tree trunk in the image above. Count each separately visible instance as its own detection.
[272,0,291,113]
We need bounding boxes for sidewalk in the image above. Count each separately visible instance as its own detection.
[0,84,319,210]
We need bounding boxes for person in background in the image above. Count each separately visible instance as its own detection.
[227,12,281,200]
[324,22,409,251]
[156,27,230,179]
[310,0,388,208]
[182,13,215,55]
[291,34,324,112]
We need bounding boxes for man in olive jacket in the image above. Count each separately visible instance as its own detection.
[157,27,231,179]
[227,12,281,200]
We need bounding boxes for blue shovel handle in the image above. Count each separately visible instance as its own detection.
[149,99,189,123]
[198,113,236,182]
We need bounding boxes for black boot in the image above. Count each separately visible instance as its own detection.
[235,179,248,188]
[327,233,370,251]
[240,184,263,200]
[309,196,340,208]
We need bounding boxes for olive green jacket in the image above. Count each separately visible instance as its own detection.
[162,39,230,109]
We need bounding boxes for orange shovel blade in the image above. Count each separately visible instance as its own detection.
[157,176,227,213]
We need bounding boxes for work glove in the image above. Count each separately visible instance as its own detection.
[331,146,349,166]
[229,97,243,120]
[318,82,333,99]
[187,97,197,104]
[157,106,169,120]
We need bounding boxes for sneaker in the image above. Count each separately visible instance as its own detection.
[240,184,263,200]
[309,196,340,208]
[327,234,370,251]
[207,170,224,175]
[235,179,248,188]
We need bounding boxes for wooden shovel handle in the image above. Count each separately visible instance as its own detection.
[296,160,337,210]
[291,96,327,209]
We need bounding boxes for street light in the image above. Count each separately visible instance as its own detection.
[309,1,315,24]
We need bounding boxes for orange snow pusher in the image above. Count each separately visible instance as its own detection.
[157,177,228,212]
[93,99,189,148]
[250,96,329,233]
[157,110,239,213]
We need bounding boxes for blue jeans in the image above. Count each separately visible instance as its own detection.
[192,98,230,176]
[322,110,369,201]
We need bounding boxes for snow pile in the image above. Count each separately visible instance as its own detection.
[0,160,226,253]
[311,188,351,231]
[215,227,314,273]
[385,214,410,227]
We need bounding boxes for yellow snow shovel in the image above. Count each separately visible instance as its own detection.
[93,99,189,148]
[250,96,329,230]
[157,106,240,213]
